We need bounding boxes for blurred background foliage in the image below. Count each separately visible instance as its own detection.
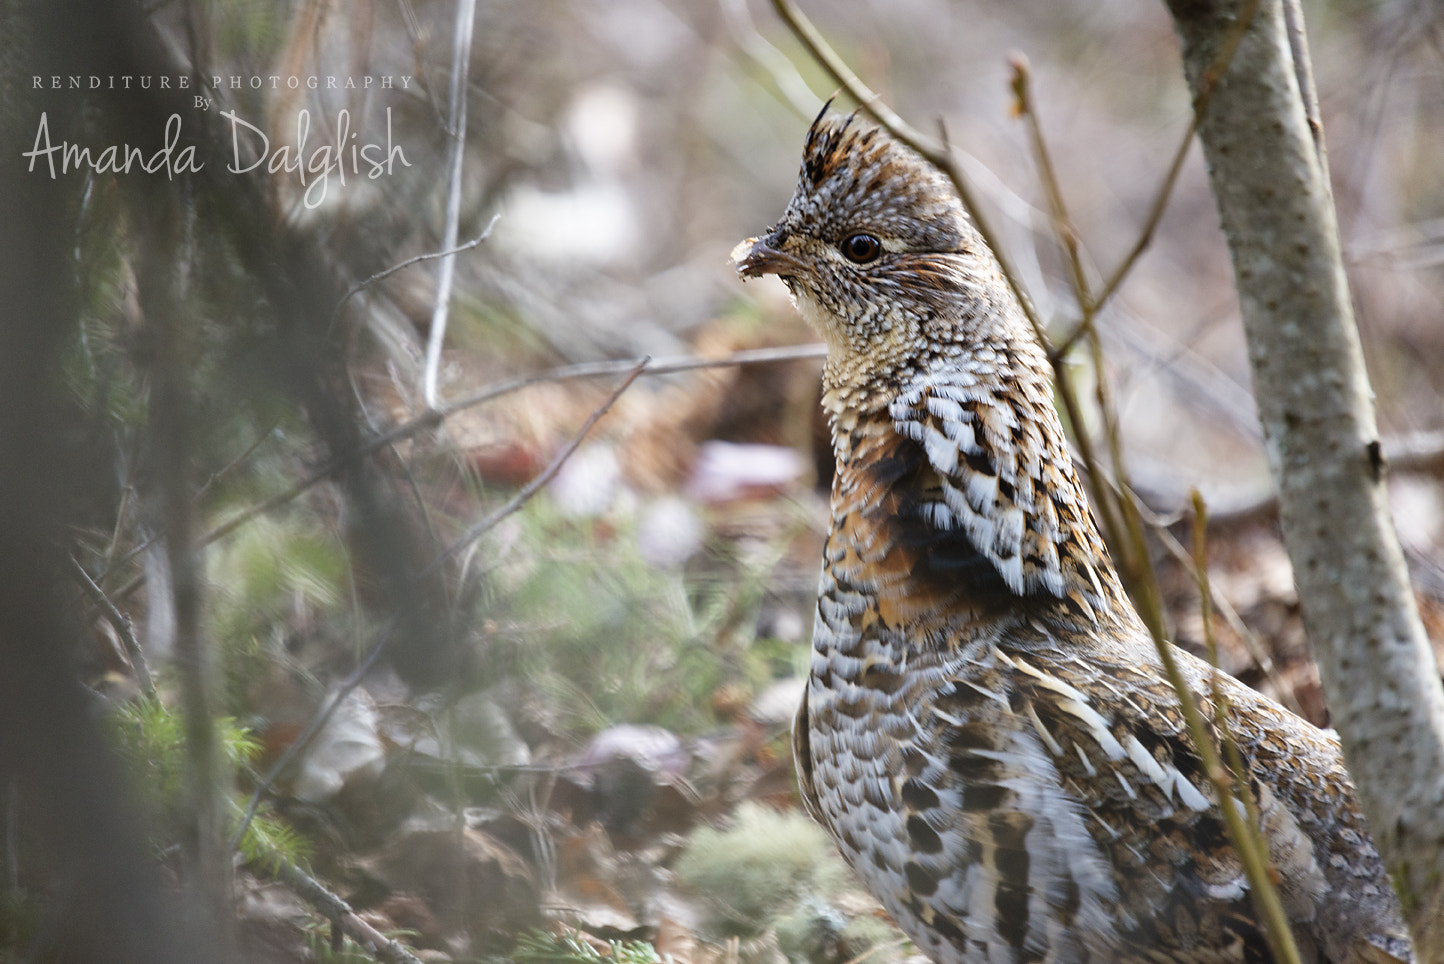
[3,0,1444,961]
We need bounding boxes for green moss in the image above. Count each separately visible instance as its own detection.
[673,804,848,938]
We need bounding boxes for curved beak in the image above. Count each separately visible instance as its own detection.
[731,235,807,280]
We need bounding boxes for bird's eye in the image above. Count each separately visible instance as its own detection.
[840,233,882,264]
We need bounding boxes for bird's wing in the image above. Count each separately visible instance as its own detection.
[910,641,1288,961]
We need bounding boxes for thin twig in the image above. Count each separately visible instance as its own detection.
[425,359,649,573]
[267,858,426,964]
[437,342,825,418]
[1087,328,1170,640]
[1083,119,1197,328]
[101,454,139,586]
[1144,576,1303,963]
[1281,0,1328,183]
[195,419,281,503]
[1187,490,1302,964]
[1084,0,1264,321]
[1010,55,1092,310]
[1007,53,1165,628]
[230,615,399,851]
[103,423,281,590]
[1130,497,1297,715]
[328,216,500,333]
[70,556,155,699]
[422,0,479,410]
[720,0,821,119]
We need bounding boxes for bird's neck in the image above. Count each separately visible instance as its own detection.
[820,345,1140,641]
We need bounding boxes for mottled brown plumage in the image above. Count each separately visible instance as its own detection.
[733,110,1413,964]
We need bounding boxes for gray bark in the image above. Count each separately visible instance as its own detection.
[1164,0,1444,954]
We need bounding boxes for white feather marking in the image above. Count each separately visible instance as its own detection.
[1027,702,1064,757]
[1036,543,1065,595]
[994,507,1025,554]
[1087,808,1121,839]
[1123,734,1171,792]
[1074,743,1097,777]
[1203,877,1247,901]
[996,552,1025,593]
[931,706,964,727]
[1003,654,1091,705]
[922,502,955,529]
[942,416,980,452]
[1057,699,1126,761]
[954,677,1010,706]
[964,471,999,511]
[1175,773,1211,812]
[1114,769,1138,799]
[927,381,978,402]
[922,425,959,474]
[940,480,973,519]
[925,395,964,422]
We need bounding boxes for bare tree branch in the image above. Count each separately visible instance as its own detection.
[422,0,479,410]
[329,216,500,334]
[428,359,649,571]
[268,859,427,964]
[71,557,155,699]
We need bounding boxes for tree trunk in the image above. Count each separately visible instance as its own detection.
[1164,0,1444,954]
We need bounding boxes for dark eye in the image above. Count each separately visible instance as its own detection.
[840,233,881,264]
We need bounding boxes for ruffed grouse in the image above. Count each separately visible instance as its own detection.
[733,110,1413,963]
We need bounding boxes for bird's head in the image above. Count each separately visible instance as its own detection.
[733,109,1023,403]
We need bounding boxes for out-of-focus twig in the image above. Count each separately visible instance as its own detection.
[195,419,281,503]
[107,342,827,601]
[231,361,646,846]
[230,615,398,851]
[1069,0,1264,336]
[427,359,649,571]
[71,557,155,699]
[720,0,821,119]
[437,342,825,416]
[422,0,479,409]
[267,858,426,964]
[329,216,499,333]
